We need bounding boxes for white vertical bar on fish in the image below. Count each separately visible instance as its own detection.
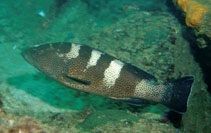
[86,50,103,70]
[66,43,81,59]
[103,59,124,88]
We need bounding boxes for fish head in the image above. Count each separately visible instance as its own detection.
[22,43,72,79]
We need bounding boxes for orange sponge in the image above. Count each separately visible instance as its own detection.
[176,0,208,27]
[177,0,191,12]
[185,2,208,27]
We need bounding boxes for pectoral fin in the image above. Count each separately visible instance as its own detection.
[57,75,91,92]
[65,75,91,85]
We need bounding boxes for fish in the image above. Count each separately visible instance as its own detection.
[22,42,194,114]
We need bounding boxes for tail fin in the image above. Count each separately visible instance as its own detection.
[166,76,194,114]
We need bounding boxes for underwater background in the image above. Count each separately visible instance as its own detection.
[0,0,210,132]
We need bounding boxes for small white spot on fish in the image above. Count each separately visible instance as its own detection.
[85,50,103,71]
[103,59,124,88]
[65,43,80,59]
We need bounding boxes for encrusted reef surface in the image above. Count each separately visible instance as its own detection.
[0,0,210,132]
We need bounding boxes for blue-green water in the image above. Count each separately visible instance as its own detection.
[0,0,210,132]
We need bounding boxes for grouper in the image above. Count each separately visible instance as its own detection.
[22,42,194,114]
